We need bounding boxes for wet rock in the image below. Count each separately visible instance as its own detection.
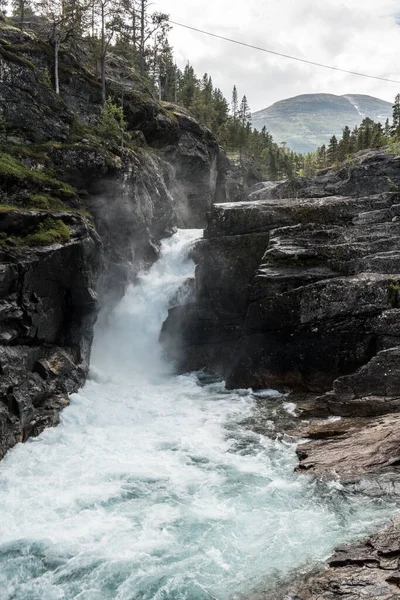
[296,413,400,479]
[0,212,102,459]
[261,518,400,600]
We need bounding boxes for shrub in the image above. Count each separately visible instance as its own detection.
[26,218,70,246]
[27,194,63,210]
[97,99,130,145]
[0,152,77,198]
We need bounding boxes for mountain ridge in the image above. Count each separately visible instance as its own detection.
[252,93,392,153]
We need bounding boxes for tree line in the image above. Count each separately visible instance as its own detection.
[1,0,296,178]
[1,0,170,104]
[300,97,400,177]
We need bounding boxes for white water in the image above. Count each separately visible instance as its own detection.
[0,230,396,600]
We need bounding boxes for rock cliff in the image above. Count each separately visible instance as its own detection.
[162,150,400,397]
[0,212,100,459]
[0,22,226,456]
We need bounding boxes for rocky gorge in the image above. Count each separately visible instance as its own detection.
[161,150,400,598]
[2,16,400,600]
[0,21,227,459]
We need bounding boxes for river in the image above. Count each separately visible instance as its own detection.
[0,229,395,600]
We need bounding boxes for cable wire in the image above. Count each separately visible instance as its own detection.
[169,20,400,85]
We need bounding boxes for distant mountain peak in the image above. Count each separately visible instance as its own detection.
[252,93,392,153]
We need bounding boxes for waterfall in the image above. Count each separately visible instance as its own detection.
[0,230,395,600]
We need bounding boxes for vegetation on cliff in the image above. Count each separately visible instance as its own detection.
[2,2,400,186]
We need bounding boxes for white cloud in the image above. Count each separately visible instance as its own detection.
[153,0,400,111]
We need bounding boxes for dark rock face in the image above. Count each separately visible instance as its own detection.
[161,180,400,396]
[49,142,178,302]
[0,36,73,142]
[0,212,101,460]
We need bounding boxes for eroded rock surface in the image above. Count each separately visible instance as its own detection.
[162,178,400,401]
[261,518,400,600]
[296,413,400,481]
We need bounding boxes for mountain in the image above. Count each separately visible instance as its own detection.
[251,93,393,153]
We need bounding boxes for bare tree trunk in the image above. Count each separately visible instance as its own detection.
[19,0,24,39]
[132,10,136,49]
[54,37,60,95]
[139,0,145,74]
[101,3,106,104]
[91,1,95,37]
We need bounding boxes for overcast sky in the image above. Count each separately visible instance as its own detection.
[153,0,400,112]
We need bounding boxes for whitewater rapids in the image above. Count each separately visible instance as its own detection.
[0,229,396,600]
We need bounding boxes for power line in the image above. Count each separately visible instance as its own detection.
[169,20,400,85]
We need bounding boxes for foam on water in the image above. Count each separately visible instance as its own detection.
[0,229,396,600]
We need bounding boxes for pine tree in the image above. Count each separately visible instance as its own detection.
[179,63,197,108]
[231,85,238,119]
[189,86,207,125]
[384,118,391,139]
[371,122,385,148]
[337,125,351,161]
[392,94,400,139]
[327,135,338,164]
[97,98,129,146]
[238,95,252,161]
[212,88,229,133]
[200,73,214,128]
[316,145,327,169]
[11,0,33,36]
[238,95,251,128]
[357,117,374,150]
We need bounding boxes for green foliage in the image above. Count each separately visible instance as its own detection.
[25,217,70,245]
[386,138,400,155]
[42,67,52,89]
[0,204,18,212]
[69,117,94,140]
[0,152,77,198]
[392,94,400,139]
[388,277,400,308]
[97,99,130,145]
[27,194,63,210]
[0,217,70,248]
[320,116,391,171]
[387,177,400,193]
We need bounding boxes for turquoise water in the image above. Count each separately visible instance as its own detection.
[0,230,395,600]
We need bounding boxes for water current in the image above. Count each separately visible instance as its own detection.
[0,229,396,600]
